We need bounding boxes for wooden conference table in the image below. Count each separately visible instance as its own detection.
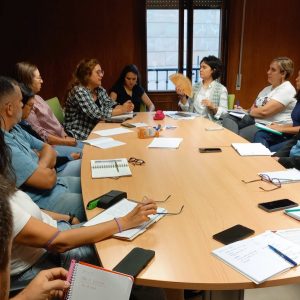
[81,113,300,296]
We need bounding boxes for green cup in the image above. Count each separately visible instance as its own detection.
[227,94,235,109]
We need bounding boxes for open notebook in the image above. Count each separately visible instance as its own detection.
[212,231,300,284]
[65,260,133,300]
[91,158,132,178]
[84,198,166,240]
[231,143,272,156]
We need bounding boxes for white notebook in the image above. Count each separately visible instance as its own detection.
[231,143,272,156]
[259,168,300,183]
[91,159,132,178]
[84,198,166,240]
[212,231,300,284]
[65,260,133,300]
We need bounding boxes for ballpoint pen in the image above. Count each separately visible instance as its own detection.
[114,161,119,173]
[268,245,297,267]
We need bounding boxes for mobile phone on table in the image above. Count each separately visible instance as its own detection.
[213,224,255,245]
[113,247,155,277]
[258,199,298,212]
[199,147,222,153]
[121,122,136,128]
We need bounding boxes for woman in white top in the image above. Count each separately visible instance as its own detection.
[177,55,228,122]
[222,57,296,141]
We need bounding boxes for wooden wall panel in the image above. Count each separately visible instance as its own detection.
[226,0,300,108]
[0,0,146,101]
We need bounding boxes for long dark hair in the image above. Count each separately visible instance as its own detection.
[113,64,141,88]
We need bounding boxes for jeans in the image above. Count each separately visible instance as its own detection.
[254,130,291,152]
[57,159,82,177]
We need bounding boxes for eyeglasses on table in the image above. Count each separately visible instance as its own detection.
[143,195,184,215]
[242,174,282,191]
[128,157,145,166]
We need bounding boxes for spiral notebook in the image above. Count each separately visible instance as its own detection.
[65,260,133,300]
[91,158,132,178]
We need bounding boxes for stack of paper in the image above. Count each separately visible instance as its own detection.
[231,143,272,156]
[148,137,183,149]
[82,137,125,149]
[259,168,300,183]
[212,231,300,284]
[110,112,134,120]
[84,199,166,240]
[165,111,199,120]
[93,127,133,137]
[228,109,247,119]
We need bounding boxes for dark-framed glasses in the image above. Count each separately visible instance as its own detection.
[242,174,281,191]
[128,157,145,166]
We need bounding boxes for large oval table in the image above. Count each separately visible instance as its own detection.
[81,113,300,298]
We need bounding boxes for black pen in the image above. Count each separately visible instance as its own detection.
[114,161,119,172]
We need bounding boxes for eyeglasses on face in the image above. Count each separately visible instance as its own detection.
[96,69,104,76]
[242,174,281,191]
[128,157,145,166]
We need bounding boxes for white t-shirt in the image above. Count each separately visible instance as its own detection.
[10,190,57,275]
[254,81,296,125]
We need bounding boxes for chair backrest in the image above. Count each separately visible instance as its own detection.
[227,94,235,109]
[140,102,147,112]
[46,97,64,123]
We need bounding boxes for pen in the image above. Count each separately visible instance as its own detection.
[268,244,297,267]
[114,161,119,173]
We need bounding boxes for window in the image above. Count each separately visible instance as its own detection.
[146,0,224,91]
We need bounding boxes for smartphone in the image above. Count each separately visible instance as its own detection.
[213,224,255,245]
[199,147,222,153]
[121,122,136,128]
[258,199,298,212]
[113,247,155,277]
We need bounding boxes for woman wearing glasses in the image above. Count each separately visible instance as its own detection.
[222,57,296,142]
[110,64,155,112]
[64,58,134,140]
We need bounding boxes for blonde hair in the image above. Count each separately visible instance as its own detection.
[273,57,294,79]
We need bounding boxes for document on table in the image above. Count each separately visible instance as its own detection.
[131,122,148,127]
[93,127,133,137]
[82,137,125,149]
[212,231,300,284]
[228,109,247,119]
[231,143,272,156]
[259,168,300,183]
[165,111,200,120]
[110,112,134,120]
[148,137,183,149]
[84,199,166,240]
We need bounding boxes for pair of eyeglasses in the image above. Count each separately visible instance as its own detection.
[142,195,184,215]
[242,174,282,191]
[128,157,145,166]
[96,69,104,76]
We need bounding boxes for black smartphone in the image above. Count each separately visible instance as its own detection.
[258,199,298,212]
[121,122,136,128]
[213,224,255,245]
[112,247,155,277]
[199,147,222,153]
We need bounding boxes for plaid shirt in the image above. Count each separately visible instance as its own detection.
[64,86,115,140]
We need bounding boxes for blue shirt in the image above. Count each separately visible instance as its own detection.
[4,125,68,205]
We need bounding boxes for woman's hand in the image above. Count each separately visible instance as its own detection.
[122,100,134,113]
[15,268,70,300]
[268,123,283,132]
[201,99,215,110]
[64,136,77,146]
[120,197,157,230]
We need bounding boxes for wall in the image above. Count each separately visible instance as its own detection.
[226,0,300,108]
[0,0,299,109]
[0,0,146,101]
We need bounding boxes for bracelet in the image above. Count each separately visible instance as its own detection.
[44,230,61,251]
[68,213,75,224]
[114,217,122,233]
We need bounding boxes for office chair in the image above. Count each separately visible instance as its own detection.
[46,97,65,123]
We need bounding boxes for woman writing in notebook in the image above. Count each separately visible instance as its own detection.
[110,64,155,112]
[64,58,134,140]
[176,55,228,122]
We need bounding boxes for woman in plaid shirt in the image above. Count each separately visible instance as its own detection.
[64,58,134,140]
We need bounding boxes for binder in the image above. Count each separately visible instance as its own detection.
[91,158,132,178]
[65,260,133,300]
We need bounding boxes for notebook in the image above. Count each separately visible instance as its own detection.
[284,209,300,221]
[258,168,300,184]
[231,143,272,156]
[255,123,282,135]
[65,260,133,300]
[91,158,132,178]
[84,198,166,240]
[212,231,300,284]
